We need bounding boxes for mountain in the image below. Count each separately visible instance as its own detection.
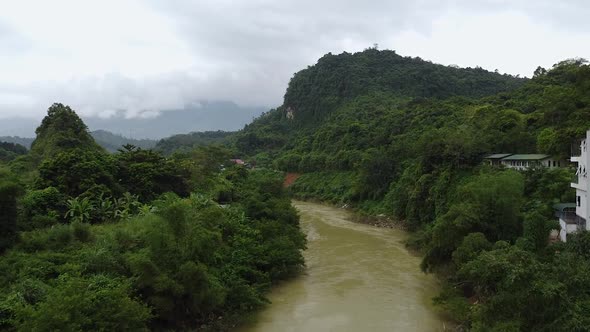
[0,136,34,149]
[232,51,590,329]
[90,130,157,152]
[84,101,264,139]
[282,49,526,124]
[0,100,265,139]
[235,51,588,205]
[30,103,104,162]
[0,130,157,153]
[0,141,27,161]
[235,49,528,155]
[155,131,234,155]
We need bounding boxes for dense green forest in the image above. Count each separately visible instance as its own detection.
[0,104,305,331]
[0,142,27,162]
[235,50,590,330]
[1,130,157,153]
[155,131,234,155]
[3,49,590,331]
[1,129,233,155]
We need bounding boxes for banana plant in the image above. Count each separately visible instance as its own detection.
[65,197,95,223]
[189,192,212,208]
[114,192,141,221]
[95,193,115,222]
[138,203,157,216]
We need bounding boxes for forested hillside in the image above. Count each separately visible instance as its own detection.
[1,130,157,153]
[155,131,234,155]
[235,49,527,156]
[0,104,305,330]
[90,130,157,152]
[4,50,590,331]
[0,142,27,162]
[235,50,590,330]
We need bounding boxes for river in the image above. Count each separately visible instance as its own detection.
[239,201,445,332]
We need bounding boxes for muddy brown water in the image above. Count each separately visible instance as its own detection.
[239,201,446,332]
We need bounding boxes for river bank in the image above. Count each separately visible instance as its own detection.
[291,196,409,230]
[239,200,446,332]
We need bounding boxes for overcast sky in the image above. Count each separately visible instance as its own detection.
[0,0,589,119]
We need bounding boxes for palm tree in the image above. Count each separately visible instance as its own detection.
[65,197,94,223]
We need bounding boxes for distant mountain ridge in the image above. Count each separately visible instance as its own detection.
[0,136,34,149]
[0,100,265,139]
[1,130,157,153]
[90,130,157,152]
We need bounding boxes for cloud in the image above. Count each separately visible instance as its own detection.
[0,0,589,120]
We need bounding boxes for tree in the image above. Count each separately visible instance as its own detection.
[355,147,395,200]
[0,181,20,252]
[452,232,492,268]
[533,66,547,77]
[522,210,559,252]
[423,171,524,271]
[20,187,67,230]
[113,145,189,201]
[14,274,151,331]
[536,128,560,155]
[30,103,104,162]
[0,142,27,162]
[37,149,119,197]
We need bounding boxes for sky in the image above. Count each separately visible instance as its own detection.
[0,0,589,119]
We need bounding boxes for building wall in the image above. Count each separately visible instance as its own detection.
[559,130,590,241]
[559,218,580,242]
[500,158,563,170]
[546,158,565,168]
[577,190,588,221]
[571,130,590,232]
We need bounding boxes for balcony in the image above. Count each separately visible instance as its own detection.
[571,181,586,190]
[556,211,586,229]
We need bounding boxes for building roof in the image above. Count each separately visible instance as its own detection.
[501,154,550,161]
[553,203,576,212]
[484,153,513,159]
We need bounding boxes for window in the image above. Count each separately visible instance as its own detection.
[578,196,581,207]
[553,160,556,167]
[558,161,561,167]
[548,160,551,167]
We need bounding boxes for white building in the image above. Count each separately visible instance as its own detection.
[558,130,590,241]
[556,203,580,242]
[500,154,565,170]
[483,154,564,170]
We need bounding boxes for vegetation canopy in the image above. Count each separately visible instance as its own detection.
[233,50,590,330]
[0,104,305,331]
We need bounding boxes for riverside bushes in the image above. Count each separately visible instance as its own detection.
[0,105,305,330]
[0,170,305,331]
